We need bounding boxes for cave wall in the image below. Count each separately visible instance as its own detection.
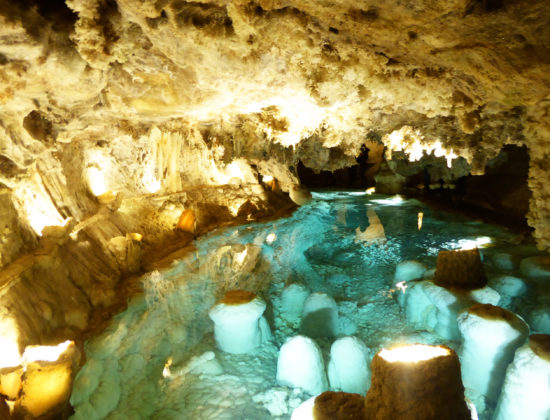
[0,0,549,351]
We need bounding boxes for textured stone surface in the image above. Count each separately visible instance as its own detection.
[313,391,366,420]
[0,0,549,373]
[364,345,469,420]
[434,248,487,290]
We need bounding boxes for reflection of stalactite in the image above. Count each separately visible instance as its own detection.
[355,206,386,245]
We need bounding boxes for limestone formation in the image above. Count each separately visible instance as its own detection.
[434,248,487,290]
[364,344,470,420]
[313,391,366,420]
[0,0,549,413]
[208,290,270,354]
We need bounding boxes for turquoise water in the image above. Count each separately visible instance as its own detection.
[70,191,546,420]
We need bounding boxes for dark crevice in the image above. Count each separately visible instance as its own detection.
[298,146,375,189]
[23,110,55,143]
[0,0,77,39]
[413,145,531,231]
[172,2,234,35]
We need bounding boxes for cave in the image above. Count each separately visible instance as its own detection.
[0,1,550,419]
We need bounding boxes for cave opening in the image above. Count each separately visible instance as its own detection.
[299,144,532,234]
[297,144,377,190]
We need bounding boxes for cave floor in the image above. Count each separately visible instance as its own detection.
[70,191,548,420]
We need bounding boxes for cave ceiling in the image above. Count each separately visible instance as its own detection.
[0,0,550,246]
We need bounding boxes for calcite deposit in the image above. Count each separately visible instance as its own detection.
[0,0,549,406]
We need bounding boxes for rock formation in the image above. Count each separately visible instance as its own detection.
[0,0,549,402]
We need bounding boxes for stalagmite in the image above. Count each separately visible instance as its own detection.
[277,335,328,395]
[457,304,529,404]
[364,344,470,420]
[494,334,550,420]
[281,283,310,321]
[434,248,487,290]
[208,290,270,354]
[327,336,370,395]
[300,292,339,338]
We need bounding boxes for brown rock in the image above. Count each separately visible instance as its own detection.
[176,209,196,233]
[528,334,550,362]
[434,248,487,290]
[364,344,470,420]
[0,365,23,401]
[220,290,257,305]
[313,391,366,420]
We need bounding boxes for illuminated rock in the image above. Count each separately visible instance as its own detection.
[281,283,310,321]
[16,341,80,418]
[494,334,550,420]
[289,185,312,206]
[327,336,370,395]
[0,365,23,400]
[434,248,487,290]
[277,335,328,395]
[457,304,529,403]
[208,290,270,354]
[520,256,550,278]
[300,292,339,338]
[176,209,196,233]
[364,344,470,420]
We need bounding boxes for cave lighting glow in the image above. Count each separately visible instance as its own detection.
[237,95,355,148]
[380,344,450,363]
[459,236,492,250]
[262,175,274,183]
[226,161,246,182]
[243,98,327,147]
[162,357,173,378]
[233,249,248,265]
[385,126,458,168]
[141,164,161,193]
[444,236,492,250]
[0,318,21,368]
[418,212,424,230]
[211,159,251,185]
[371,195,405,205]
[22,341,73,363]
[86,167,108,197]
[396,281,408,294]
[366,187,376,195]
[266,233,277,244]
[229,199,248,216]
[16,178,69,236]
